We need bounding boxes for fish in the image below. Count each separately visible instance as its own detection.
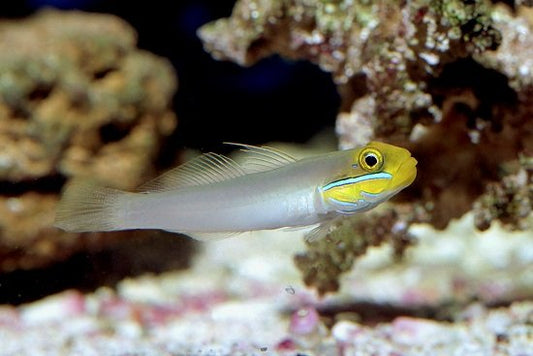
[54,141,417,241]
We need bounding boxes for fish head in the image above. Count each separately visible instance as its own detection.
[320,141,417,214]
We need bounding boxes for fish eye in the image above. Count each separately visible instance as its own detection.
[364,154,378,167]
[359,148,383,171]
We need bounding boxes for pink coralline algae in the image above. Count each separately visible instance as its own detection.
[2,278,529,355]
[289,306,321,335]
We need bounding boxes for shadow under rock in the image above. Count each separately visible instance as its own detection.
[0,230,197,305]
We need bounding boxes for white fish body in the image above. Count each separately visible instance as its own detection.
[55,142,417,241]
[124,152,345,233]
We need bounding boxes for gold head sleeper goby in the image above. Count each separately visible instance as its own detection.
[55,141,417,241]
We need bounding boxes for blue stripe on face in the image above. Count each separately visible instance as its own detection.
[328,197,372,214]
[322,172,392,191]
[360,190,383,201]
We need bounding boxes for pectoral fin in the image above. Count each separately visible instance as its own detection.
[304,218,342,243]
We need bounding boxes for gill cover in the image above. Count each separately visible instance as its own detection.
[320,142,417,214]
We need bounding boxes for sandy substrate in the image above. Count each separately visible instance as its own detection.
[0,214,532,355]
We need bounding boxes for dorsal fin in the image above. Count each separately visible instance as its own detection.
[225,142,297,173]
[137,143,298,193]
[138,152,246,192]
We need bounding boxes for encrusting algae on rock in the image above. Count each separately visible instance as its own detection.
[294,208,414,295]
[200,0,532,294]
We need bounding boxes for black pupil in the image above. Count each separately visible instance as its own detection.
[365,154,378,167]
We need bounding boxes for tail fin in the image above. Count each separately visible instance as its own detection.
[55,180,128,232]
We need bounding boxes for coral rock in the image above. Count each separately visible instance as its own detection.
[294,208,413,296]
[0,10,177,271]
[201,0,532,295]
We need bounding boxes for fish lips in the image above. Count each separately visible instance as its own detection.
[395,156,418,188]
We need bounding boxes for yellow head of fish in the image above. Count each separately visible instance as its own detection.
[320,141,417,214]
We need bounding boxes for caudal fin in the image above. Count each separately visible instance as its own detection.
[55,181,128,232]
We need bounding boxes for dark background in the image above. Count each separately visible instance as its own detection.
[0,0,340,152]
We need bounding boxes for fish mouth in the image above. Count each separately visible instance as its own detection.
[395,156,418,188]
[403,156,418,170]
